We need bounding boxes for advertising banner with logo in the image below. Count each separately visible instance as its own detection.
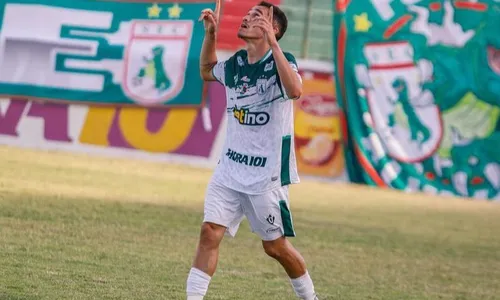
[0,0,214,107]
[294,71,347,180]
[334,0,500,200]
[0,82,226,162]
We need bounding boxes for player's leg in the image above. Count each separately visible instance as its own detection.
[244,187,318,300]
[186,222,225,300]
[186,180,244,300]
[262,237,318,300]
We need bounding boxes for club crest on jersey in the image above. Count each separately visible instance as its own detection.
[264,61,274,72]
[233,106,270,126]
[123,21,192,105]
[237,56,244,66]
[257,78,267,95]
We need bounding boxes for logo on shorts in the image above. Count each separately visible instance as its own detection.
[266,227,280,233]
[266,214,275,225]
[266,214,280,234]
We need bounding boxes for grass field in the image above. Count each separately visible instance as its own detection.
[1,146,500,300]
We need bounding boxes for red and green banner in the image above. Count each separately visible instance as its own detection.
[334,0,499,200]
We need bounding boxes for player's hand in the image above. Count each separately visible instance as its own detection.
[253,6,278,47]
[199,0,221,35]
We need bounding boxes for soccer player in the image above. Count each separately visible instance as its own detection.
[186,1,319,299]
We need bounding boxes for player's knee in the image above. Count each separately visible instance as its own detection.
[262,237,286,260]
[199,222,224,250]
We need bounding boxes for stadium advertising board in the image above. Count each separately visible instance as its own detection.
[0,70,349,180]
[0,0,215,107]
[0,82,225,163]
[334,0,500,200]
[294,71,347,180]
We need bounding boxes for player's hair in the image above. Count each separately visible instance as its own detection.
[258,1,288,41]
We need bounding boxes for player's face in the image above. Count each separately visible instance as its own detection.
[237,5,269,40]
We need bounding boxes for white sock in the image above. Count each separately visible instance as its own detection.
[290,271,317,300]
[186,267,211,299]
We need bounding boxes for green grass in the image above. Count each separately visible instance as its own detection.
[1,146,500,300]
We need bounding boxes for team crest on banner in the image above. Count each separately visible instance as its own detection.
[355,41,442,163]
[123,20,193,105]
[334,0,500,200]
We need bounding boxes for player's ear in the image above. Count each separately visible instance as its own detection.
[273,22,279,35]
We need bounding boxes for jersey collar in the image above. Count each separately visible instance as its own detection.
[259,49,273,63]
[247,49,273,65]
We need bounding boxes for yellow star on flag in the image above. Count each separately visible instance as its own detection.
[354,13,372,32]
[168,3,183,18]
[147,3,162,18]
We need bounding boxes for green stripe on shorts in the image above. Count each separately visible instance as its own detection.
[279,200,295,237]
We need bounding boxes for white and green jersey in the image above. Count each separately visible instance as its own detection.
[211,49,301,194]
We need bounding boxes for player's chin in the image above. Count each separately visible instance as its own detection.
[237,29,249,39]
[237,28,258,40]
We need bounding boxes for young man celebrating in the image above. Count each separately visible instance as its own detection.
[186,1,319,299]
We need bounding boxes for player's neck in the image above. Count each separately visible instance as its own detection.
[245,41,271,64]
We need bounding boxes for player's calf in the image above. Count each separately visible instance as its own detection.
[193,222,226,275]
[262,237,319,300]
[263,237,306,278]
[187,222,226,299]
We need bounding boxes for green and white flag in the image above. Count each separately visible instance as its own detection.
[334,0,499,200]
[0,0,215,107]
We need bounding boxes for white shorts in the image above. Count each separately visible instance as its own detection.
[203,179,296,241]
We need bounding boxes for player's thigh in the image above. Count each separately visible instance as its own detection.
[203,180,244,236]
[243,186,296,241]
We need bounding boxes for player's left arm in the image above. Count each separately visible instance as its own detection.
[271,45,302,99]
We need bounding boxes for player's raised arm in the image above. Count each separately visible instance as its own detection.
[254,6,302,99]
[199,0,221,81]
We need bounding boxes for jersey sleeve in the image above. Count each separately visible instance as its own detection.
[279,52,303,100]
[211,52,239,86]
[211,60,227,85]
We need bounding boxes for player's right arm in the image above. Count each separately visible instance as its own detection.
[199,0,221,82]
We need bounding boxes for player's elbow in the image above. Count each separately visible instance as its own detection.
[200,69,213,81]
[200,62,217,81]
[288,87,302,100]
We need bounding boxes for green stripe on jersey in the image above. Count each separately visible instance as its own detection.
[280,135,291,186]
